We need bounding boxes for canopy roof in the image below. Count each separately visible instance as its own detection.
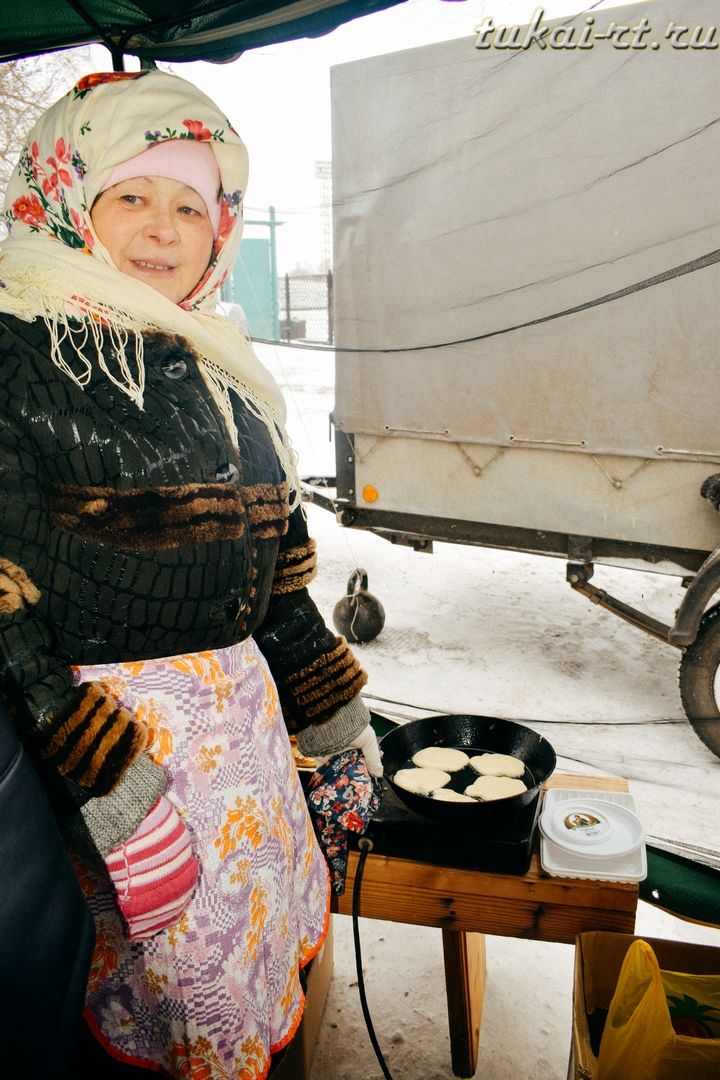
[0,0,404,65]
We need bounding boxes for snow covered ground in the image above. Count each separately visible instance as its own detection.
[259,343,720,1080]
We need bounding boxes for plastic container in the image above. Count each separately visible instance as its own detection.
[540,789,647,883]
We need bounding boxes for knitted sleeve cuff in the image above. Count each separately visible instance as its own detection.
[283,637,368,730]
[75,753,167,858]
[296,695,372,759]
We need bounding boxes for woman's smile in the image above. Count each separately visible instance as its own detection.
[134,259,176,270]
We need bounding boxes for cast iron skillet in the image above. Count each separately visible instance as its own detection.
[380,714,556,822]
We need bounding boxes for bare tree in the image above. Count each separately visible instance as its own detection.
[0,51,96,202]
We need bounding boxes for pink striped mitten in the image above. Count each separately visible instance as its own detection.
[105,795,199,940]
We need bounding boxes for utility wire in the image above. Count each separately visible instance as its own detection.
[363,692,688,727]
[252,248,720,354]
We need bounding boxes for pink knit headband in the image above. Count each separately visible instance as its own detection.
[101,140,222,234]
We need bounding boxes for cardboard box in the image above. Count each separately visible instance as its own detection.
[569,931,720,1080]
[274,919,334,1080]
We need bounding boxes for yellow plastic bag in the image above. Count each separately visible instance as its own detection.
[598,939,720,1080]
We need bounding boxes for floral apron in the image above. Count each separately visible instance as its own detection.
[73,638,330,1079]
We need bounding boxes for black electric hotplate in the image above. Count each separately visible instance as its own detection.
[356,778,542,875]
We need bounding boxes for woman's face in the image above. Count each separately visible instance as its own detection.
[91,176,215,303]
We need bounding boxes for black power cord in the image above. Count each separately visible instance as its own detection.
[351,838,396,1080]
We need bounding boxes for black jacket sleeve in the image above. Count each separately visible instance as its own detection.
[253,500,367,736]
[0,401,148,797]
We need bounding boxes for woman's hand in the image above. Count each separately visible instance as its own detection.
[105,795,199,940]
[346,723,383,777]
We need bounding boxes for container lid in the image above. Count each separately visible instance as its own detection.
[539,798,644,860]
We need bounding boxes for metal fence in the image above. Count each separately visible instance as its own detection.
[278,271,333,344]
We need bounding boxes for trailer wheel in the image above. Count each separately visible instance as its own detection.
[678,603,720,760]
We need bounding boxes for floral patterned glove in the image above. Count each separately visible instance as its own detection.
[307,749,382,895]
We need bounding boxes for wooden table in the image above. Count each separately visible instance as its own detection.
[331,774,639,1078]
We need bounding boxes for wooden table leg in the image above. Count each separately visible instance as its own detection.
[442,928,487,1078]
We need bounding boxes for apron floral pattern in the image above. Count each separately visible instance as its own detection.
[73,638,330,1079]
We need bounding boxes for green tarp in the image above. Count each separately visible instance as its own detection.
[642,847,720,929]
[0,0,405,64]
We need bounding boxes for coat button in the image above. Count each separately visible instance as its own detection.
[161,358,188,380]
[214,463,239,483]
[227,597,248,620]
[209,596,248,620]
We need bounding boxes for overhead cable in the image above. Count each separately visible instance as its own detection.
[252,247,720,354]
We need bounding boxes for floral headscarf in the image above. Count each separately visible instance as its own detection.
[0,70,298,497]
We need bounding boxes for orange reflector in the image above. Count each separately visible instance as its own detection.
[362,484,379,503]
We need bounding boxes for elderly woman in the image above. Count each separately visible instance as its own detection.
[0,70,381,1077]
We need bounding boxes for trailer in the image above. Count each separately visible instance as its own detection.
[316,0,720,755]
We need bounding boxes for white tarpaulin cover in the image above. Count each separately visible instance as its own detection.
[331,0,720,553]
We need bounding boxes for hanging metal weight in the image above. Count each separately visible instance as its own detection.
[332,568,385,644]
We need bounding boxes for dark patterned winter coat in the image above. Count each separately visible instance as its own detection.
[0,314,366,820]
